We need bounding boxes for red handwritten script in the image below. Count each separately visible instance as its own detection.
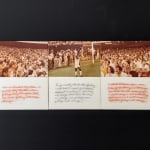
[108,83,148,103]
[1,86,40,103]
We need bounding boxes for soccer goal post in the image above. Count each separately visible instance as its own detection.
[91,41,112,64]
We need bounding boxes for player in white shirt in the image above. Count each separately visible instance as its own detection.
[74,55,82,77]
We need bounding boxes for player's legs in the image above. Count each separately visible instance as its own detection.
[78,67,82,76]
[75,68,77,77]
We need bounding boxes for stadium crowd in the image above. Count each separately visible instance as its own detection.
[48,47,100,69]
[0,46,48,77]
[100,47,150,77]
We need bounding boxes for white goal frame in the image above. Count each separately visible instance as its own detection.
[91,41,111,64]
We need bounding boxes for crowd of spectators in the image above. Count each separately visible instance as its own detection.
[0,46,48,77]
[100,47,150,77]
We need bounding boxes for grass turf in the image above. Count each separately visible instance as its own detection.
[49,60,100,77]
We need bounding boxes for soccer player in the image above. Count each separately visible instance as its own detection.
[74,55,82,77]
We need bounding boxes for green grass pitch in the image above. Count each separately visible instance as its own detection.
[49,60,100,77]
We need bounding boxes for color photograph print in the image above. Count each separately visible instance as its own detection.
[48,41,100,77]
[100,41,150,77]
[0,41,48,77]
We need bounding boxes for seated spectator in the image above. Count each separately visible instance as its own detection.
[105,66,115,77]
[114,65,128,77]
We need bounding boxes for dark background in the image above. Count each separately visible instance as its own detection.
[0,0,150,149]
